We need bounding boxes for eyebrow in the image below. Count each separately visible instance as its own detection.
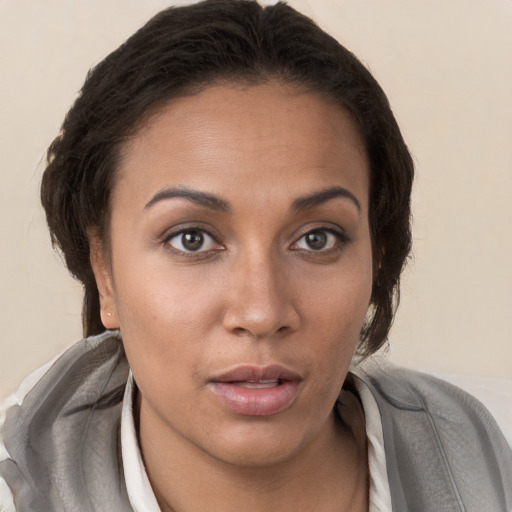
[144,185,361,215]
[144,186,231,212]
[291,186,361,213]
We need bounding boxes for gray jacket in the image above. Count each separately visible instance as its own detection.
[1,331,511,511]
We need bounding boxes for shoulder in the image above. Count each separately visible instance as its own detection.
[354,363,511,446]
[0,331,131,511]
[352,363,512,511]
[355,363,508,416]
[354,363,512,511]
[429,372,512,448]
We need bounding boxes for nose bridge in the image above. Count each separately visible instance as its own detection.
[223,244,299,338]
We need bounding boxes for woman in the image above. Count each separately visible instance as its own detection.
[0,1,510,511]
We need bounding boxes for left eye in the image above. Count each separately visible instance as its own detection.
[293,229,339,251]
[167,229,219,252]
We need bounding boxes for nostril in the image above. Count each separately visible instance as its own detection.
[230,325,290,337]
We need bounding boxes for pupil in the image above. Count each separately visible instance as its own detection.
[306,231,327,250]
[182,231,204,251]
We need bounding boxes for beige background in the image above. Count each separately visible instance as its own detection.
[1,0,511,398]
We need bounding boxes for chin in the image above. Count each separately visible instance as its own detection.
[199,415,323,469]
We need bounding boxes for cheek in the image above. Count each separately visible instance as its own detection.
[110,255,227,385]
[308,251,373,326]
[302,255,373,364]
[113,248,224,328]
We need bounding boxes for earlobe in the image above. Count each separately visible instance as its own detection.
[89,236,119,329]
[372,243,385,282]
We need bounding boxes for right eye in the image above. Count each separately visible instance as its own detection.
[166,229,221,253]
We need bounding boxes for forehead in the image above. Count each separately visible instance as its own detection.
[115,82,369,212]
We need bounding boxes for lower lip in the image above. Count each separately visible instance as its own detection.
[208,380,300,416]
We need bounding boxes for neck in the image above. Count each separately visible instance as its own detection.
[137,389,368,512]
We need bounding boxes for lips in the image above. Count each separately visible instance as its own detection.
[208,365,302,416]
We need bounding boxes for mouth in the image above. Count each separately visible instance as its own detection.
[235,378,281,389]
[208,365,302,416]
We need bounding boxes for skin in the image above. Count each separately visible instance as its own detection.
[91,82,373,511]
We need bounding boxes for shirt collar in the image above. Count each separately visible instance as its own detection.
[121,371,161,512]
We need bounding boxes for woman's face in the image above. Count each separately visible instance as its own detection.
[93,82,373,467]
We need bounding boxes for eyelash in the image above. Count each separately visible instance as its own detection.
[162,226,223,258]
[290,226,350,253]
[161,225,350,258]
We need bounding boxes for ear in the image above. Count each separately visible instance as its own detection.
[89,235,119,329]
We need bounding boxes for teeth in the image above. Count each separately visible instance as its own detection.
[236,379,280,389]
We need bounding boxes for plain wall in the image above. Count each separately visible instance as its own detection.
[1,0,511,397]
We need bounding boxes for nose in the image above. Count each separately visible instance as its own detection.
[222,251,301,339]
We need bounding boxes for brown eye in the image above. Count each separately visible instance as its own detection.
[294,229,339,251]
[305,231,328,250]
[182,230,204,251]
[167,229,219,253]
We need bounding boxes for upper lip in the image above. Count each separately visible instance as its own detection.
[210,365,302,383]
